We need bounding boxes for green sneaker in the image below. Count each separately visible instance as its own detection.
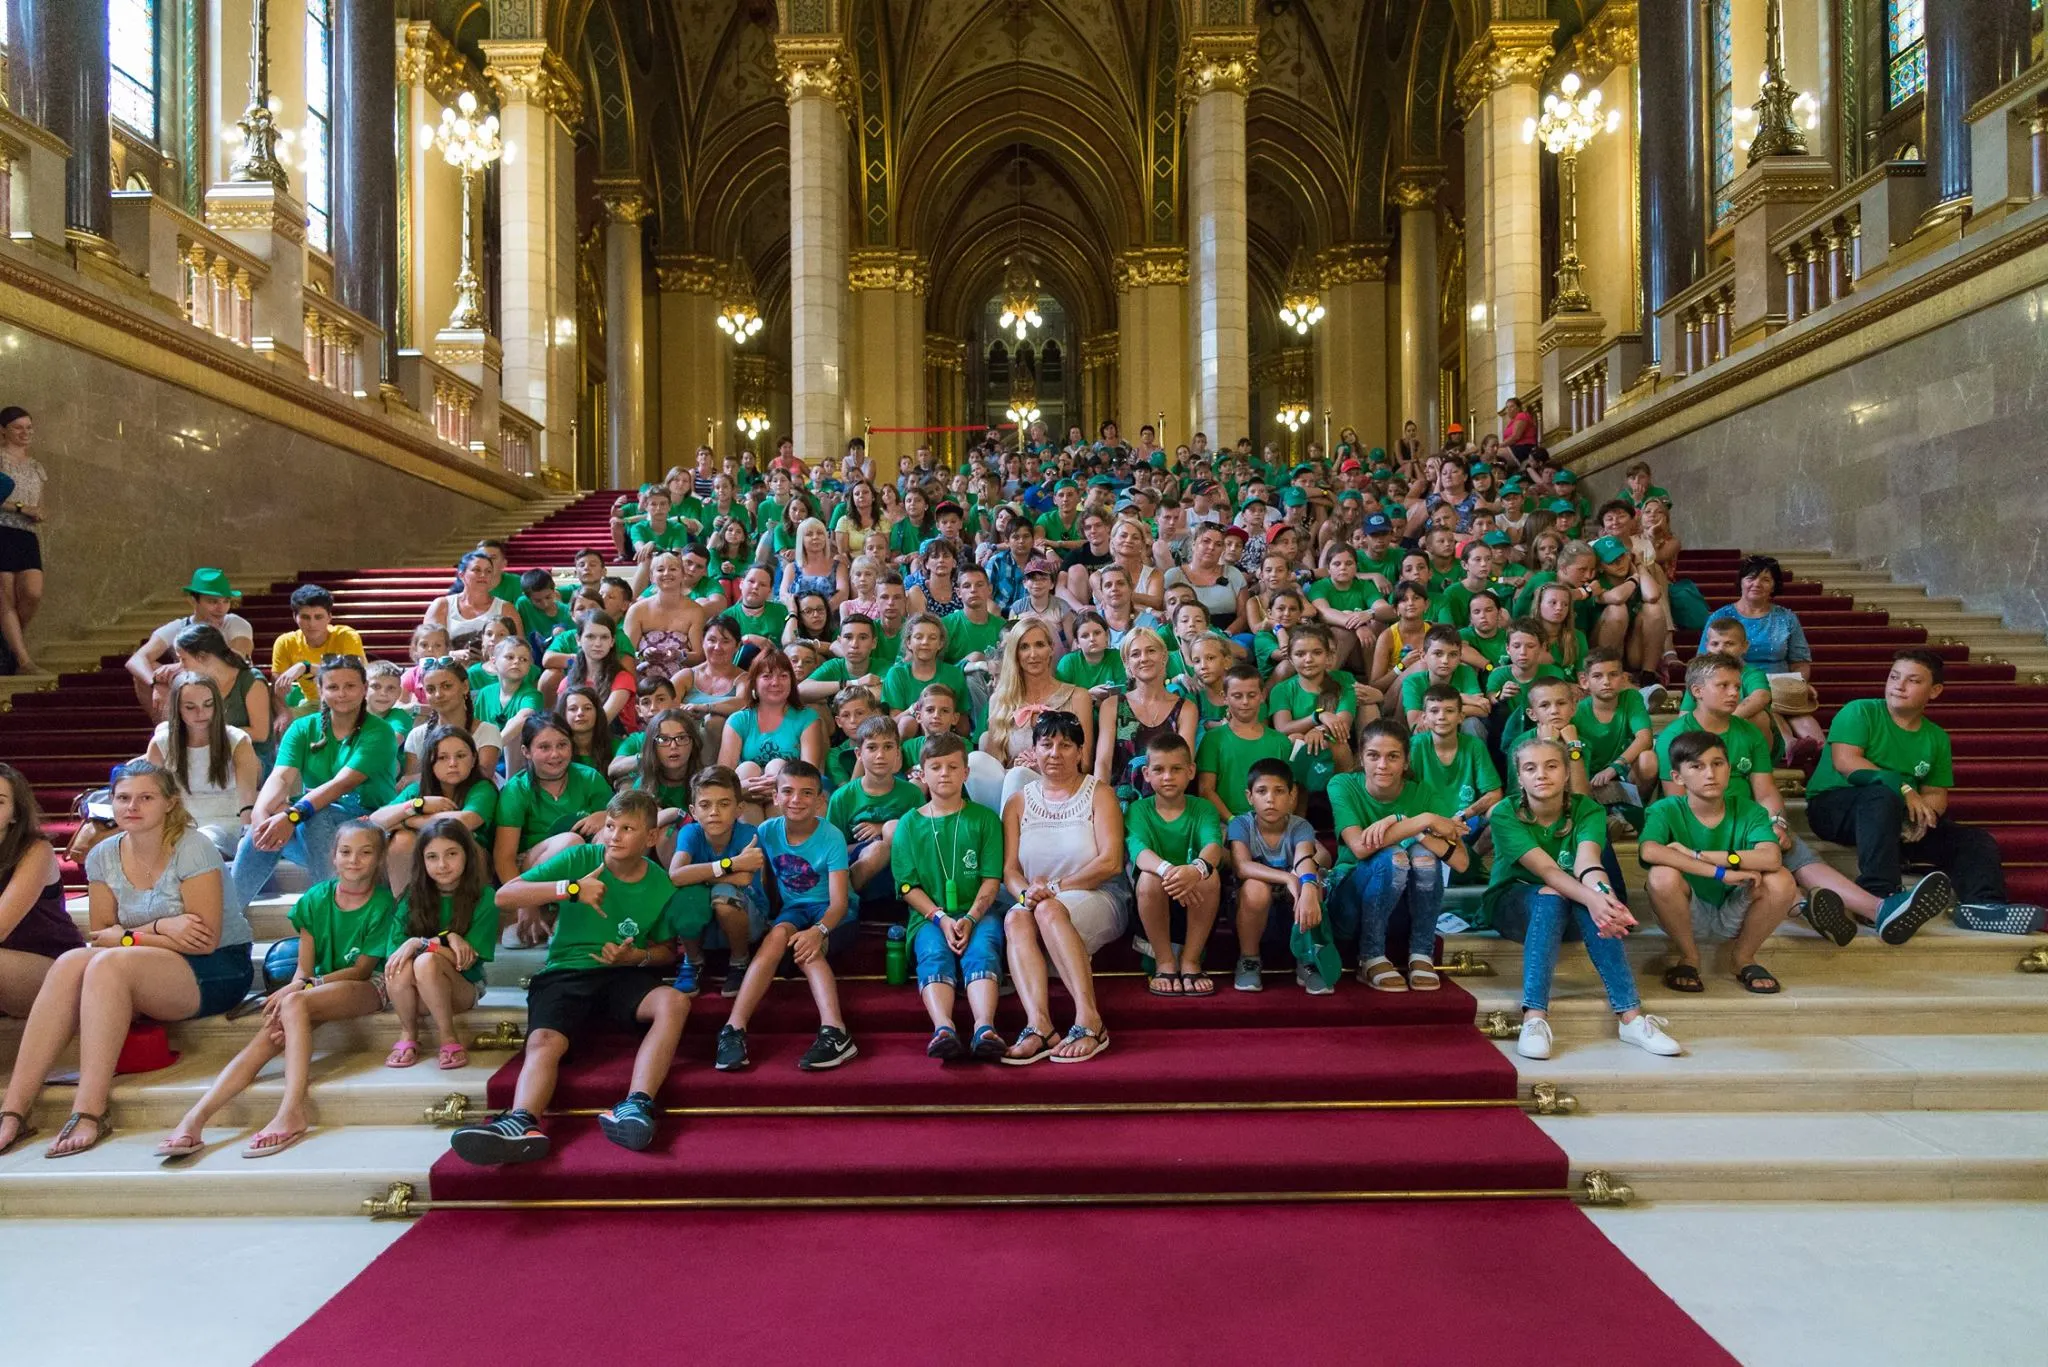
[1875,871,1955,946]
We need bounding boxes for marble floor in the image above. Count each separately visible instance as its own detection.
[2,1203,2043,1365]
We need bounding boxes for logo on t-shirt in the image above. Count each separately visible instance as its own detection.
[773,854,822,896]
[1734,756,1753,774]
[963,848,980,871]
[616,918,640,944]
[1913,760,1932,778]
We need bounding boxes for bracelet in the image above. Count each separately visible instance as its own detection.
[1712,866,1728,882]
[288,798,315,824]
[555,880,572,899]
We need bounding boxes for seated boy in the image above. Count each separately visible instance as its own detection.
[900,682,966,777]
[715,762,858,1071]
[822,686,883,788]
[826,717,922,907]
[1306,547,1379,671]
[1400,625,1488,738]
[669,766,769,997]
[801,615,885,704]
[454,792,692,1163]
[1486,618,1567,754]
[1195,663,1295,824]
[1575,647,1656,821]
[1459,590,1510,671]
[891,734,1008,1060]
[1127,733,1227,996]
[1638,731,1801,995]
[1228,759,1331,994]
[1409,683,1503,840]
[1332,719,1471,991]
[1805,649,2041,936]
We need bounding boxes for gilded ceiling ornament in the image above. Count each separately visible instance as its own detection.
[1559,1,1639,88]
[598,182,650,224]
[1113,247,1189,291]
[481,41,584,124]
[1316,243,1389,286]
[848,249,929,294]
[1452,21,1556,115]
[656,253,718,294]
[1181,29,1260,102]
[775,35,853,117]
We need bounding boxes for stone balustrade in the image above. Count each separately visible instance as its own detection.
[1563,351,1608,435]
[302,290,376,398]
[1771,201,1861,327]
[0,102,68,253]
[395,350,483,454]
[1968,60,2048,227]
[499,406,540,477]
[1660,263,1735,378]
[110,192,267,350]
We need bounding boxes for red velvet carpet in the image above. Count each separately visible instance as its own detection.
[261,1202,1735,1366]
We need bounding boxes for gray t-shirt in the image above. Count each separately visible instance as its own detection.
[1227,813,1317,870]
[86,828,252,944]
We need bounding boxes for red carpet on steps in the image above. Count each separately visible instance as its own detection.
[260,1203,1735,1367]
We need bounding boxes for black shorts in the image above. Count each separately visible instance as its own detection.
[0,527,40,574]
[526,966,669,1041]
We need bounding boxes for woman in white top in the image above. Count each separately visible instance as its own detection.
[1000,710,1127,1064]
[403,658,504,780]
[423,551,518,636]
[0,405,48,674]
[144,672,260,856]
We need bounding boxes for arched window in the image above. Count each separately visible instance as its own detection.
[304,0,333,251]
[1709,0,1734,223]
[1040,341,1063,386]
[1886,2,1926,107]
[108,0,159,139]
[987,341,1009,387]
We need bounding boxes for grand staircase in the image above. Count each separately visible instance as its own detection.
[0,534,2044,1218]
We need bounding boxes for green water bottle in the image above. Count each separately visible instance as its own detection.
[885,925,909,985]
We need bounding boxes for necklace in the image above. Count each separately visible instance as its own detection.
[929,807,965,914]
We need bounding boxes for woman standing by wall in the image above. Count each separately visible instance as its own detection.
[0,407,48,674]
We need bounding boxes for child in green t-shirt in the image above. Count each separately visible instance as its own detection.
[1307,546,1378,672]
[822,686,883,789]
[827,717,922,905]
[1409,684,1502,836]
[454,792,691,1165]
[156,820,395,1161]
[475,635,544,772]
[1399,625,1488,736]
[1266,622,1357,804]
[1056,611,1129,693]
[900,682,964,782]
[1195,663,1295,824]
[890,734,1007,1061]
[1459,590,1510,671]
[1487,619,1568,751]
[1127,733,1227,996]
[386,816,502,1067]
[1329,721,1469,992]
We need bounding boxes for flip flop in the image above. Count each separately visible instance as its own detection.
[0,1111,38,1158]
[1048,1024,1111,1064]
[43,1111,111,1160]
[1147,972,1183,996]
[154,1134,205,1162]
[242,1128,308,1159]
[385,1040,420,1069]
[1662,962,1705,993]
[1180,970,1216,996]
[1000,1025,1057,1067]
[438,1041,469,1070]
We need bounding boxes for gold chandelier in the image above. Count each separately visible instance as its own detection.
[736,407,770,441]
[1276,401,1312,431]
[716,254,763,343]
[997,255,1041,341]
[1278,252,1325,336]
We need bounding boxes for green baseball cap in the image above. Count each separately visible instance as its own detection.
[183,568,242,599]
[1370,466,1393,480]
[1591,535,1630,563]
[1280,487,1309,507]
[1554,469,1579,485]
[1500,477,1526,494]
[1469,462,1493,477]
[1642,485,1672,503]
[1053,479,1079,493]
[1337,489,1363,503]
[1546,498,1578,515]
[1086,475,1119,489]
[1481,530,1513,548]
[1368,447,1386,461]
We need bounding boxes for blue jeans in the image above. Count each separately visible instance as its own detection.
[1490,884,1640,1015]
[911,915,1005,989]
[230,804,351,907]
[1333,846,1445,964]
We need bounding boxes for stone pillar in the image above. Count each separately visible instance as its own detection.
[1114,248,1190,448]
[1923,0,2034,217]
[598,183,649,491]
[1458,91,1493,436]
[655,254,725,474]
[1391,169,1443,443]
[1639,0,1704,368]
[1182,28,1258,447]
[1313,243,1390,450]
[777,37,852,466]
[12,0,112,244]
[848,249,928,485]
[1080,332,1121,432]
[923,335,967,466]
[482,40,582,478]
[331,0,399,381]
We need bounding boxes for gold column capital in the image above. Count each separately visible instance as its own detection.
[1182,28,1261,102]
[480,40,585,125]
[775,35,853,116]
[398,21,489,109]
[1391,167,1445,211]
[1113,246,1189,292]
[1558,1,1639,87]
[848,248,929,294]
[1453,20,1557,116]
[1316,242,1390,286]
[923,334,967,368]
[597,180,650,225]
[656,253,718,293]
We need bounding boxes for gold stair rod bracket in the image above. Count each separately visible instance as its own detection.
[1577,1170,1634,1206]
[2018,947,2048,974]
[472,1020,528,1050]
[1476,1009,1522,1039]
[424,1093,478,1126]
[1529,1081,1579,1116]
[1438,950,1495,977]
[363,1180,422,1220]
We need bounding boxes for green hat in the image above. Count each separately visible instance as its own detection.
[1554,469,1579,484]
[1087,475,1119,489]
[1289,463,1316,479]
[183,568,241,599]
[1469,462,1493,477]
[1370,466,1393,480]
[1367,447,1386,461]
[1038,460,1058,472]
[1481,530,1513,548]
[1053,479,1080,494]
[1500,477,1526,494]
[1642,485,1672,504]
[1337,489,1363,503]
[1591,535,1630,563]
[1545,498,1578,515]
[1280,487,1309,507]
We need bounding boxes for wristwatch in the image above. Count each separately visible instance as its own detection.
[717,857,733,874]
[411,797,428,814]
[119,931,135,947]
[565,881,582,899]
[1726,851,1743,868]
[1567,745,1585,763]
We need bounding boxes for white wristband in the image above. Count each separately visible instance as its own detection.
[555,880,571,899]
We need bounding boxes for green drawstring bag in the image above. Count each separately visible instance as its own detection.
[1666,578,1711,633]
[1290,918,1343,989]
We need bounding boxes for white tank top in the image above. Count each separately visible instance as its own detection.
[1016,775,1100,885]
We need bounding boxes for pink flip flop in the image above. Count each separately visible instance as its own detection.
[438,1041,469,1070]
[242,1128,307,1159]
[384,1040,420,1069]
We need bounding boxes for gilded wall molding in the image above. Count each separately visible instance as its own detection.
[1390,167,1445,211]
[1558,1,1639,87]
[398,22,489,109]
[848,248,928,294]
[924,334,967,367]
[775,35,853,117]
[1182,29,1261,102]
[598,181,651,224]
[1453,20,1557,116]
[1317,242,1390,285]
[655,253,718,294]
[480,40,584,125]
[1113,247,1189,291]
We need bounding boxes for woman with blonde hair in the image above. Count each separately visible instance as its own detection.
[779,516,848,611]
[969,620,1093,811]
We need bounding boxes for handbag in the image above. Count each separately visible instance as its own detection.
[63,787,116,864]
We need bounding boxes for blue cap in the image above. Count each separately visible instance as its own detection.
[1362,513,1393,535]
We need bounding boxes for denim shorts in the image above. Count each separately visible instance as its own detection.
[185,943,256,1019]
[771,903,858,957]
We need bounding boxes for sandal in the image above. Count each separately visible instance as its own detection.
[243,1128,308,1159]
[0,1110,38,1158]
[1180,970,1216,996]
[1359,958,1408,992]
[1048,1024,1111,1064]
[1661,962,1705,993]
[44,1111,111,1160]
[926,1025,963,1060]
[1000,1025,1058,1067]
[437,1041,469,1070]
[969,1025,1007,1061]
[1147,972,1184,996]
[1406,957,1441,991]
[154,1133,205,1162]
[385,1040,420,1069]
[1736,962,1782,995]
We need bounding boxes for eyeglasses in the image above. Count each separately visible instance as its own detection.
[420,656,459,673]
[653,733,692,747]
[320,654,355,668]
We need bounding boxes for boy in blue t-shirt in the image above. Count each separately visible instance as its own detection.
[668,766,770,998]
[1227,758,1330,993]
[715,761,857,1073]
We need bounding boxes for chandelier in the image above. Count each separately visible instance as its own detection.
[1276,402,1312,431]
[421,90,503,331]
[1278,252,1325,336]
[716,254,763,343]
[1005,401,1042,425]
[737,407,770,441]
[997,255,1041,341]
[1525,71,1613,314]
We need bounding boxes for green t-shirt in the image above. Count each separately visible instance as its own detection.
[1267,669,1357,721]
[516,595,575,641]
[1251,630,1289,677]
[1400,665,1481,715]
[723,601,790,642]
[547,626,637,668]
[1354,548,1404,585]
[1460,626,1509,668]
[1638,794,1780,907]
[1194,723,1295,818]
[1483,792,1609,914]
[826,776,923,836]
[494,766,614,851]
[868,628,903,670]
[394,777,499,826]
[881,659,970,714]
[627,519,690,555]
[491,571,524,603]
[1575,689,1651,776]
[1308,577,1371,613]
[276,710,400,812]
[889,519,934,556]
[1431,580,1492,628]
[1036,510,1083,543]
[889,802,1005,935]
[1511,570,1559,620]
[808,656,879,693]
[1486,662,1567,700]
[473,682,545,730]
[1407,731,1502,813]
[526,846,682,974]
[1124,796,1224,868]
[1327,774,1431,878]
[289,880,397,976]
[1055,651,1126,689]
[942,610,1005,663]
[387,888,502,985]
[1654,713,1775,784]
[1680,665,1771,714]
[1806,697,1954,797]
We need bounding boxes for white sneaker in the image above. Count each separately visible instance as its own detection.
[1618,1013,1682,1056]
[1516,1015,1553,1059]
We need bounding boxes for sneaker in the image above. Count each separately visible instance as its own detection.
[798,1026,858,1070]
[1618,1013,1682,1056]
[450,1108,549,1165]
[1233,956,1264,992]
[1295,962,1334,996]
[1516,1016,1553,1060]
[1801,887,1857,947]
[597,1092,657,1151]
[672,957,702,997]
[714,1024,750,1071]
[1876,871,1956,945]
[721,958,750,998]
[1955,902,2048,934]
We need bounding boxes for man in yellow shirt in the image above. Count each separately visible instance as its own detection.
[271,585,365,718]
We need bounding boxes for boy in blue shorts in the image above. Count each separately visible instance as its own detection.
[668,766,768,997]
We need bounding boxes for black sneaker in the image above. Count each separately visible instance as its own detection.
[1802,887,1857,947]
[450,1108,549,1165]
[721,959,750,998]
[798,1025,858,1071]
[598,1092,658,1151]
[714,1024,750,1071]
[1876,871,1956,946]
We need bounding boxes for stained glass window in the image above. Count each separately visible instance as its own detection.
[1710,0,1734,223]
[305,0,333,251]
[108,0,158,139]
[1886,1,1926,107]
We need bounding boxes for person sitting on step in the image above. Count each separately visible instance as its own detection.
[269,584,365,724]
[369,725,497,895]
[125,568,255,719]
[382,817,500,1071]
[1329,722,1469,993]
[1228,759,1329,995]
[1127,732,1227,998]
[0,763,84,1022]
[826,717,921,916]
[157,820,396,1160]
[1804,648,2044,938]
[453,791,692,1164]
[1482,735,1681,1062]
[892,734,1008,1061]
[1639,731,1803,996]
[492,711,613,946]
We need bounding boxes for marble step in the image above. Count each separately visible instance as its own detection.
[1437,918,2047,980]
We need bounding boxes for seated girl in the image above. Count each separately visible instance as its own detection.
[492,713,613,942]
[385,817,501,1069]
[0,763,83,1020]
[144,670,260,858]
[403,657,504,781]
[371,725,498,893]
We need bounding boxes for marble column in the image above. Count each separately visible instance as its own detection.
[777,37,852,466]
[848,249,927,485]
[482,40,582,478]
[12,0,112,243]
[1114,248,1190,447]
[1639,0,1704,365]
[1459,88,1493,436]
[1923,0,2034,214]
[1392,169,1442,442]
[656,255,725,473]
[1313,244,1390,450]
[599,183,649,491]
[333,0,399,381]
[1183,30,1258,447]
